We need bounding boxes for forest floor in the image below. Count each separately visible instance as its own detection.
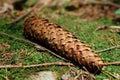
[0,0,120,80]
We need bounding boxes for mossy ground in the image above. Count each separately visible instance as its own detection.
[0,9,120,80]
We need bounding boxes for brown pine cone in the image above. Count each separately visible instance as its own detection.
[24,16,104,73]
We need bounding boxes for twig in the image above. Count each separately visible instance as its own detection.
[74,72,81,80]
[74,71,96,80]
[0,62,74,69]
[102,61,120,66]
[8,0,46,24]
[96,25,120,31]
[0,31,68,61]
[110,26,120,29]
[95,25,109,31]
[8,9,32,24]
[0,31,36,45]
[102,70,119,79]
[96,45,120,53]
[34,45,69,61]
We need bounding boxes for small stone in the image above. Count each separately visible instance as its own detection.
[25,71,57,80]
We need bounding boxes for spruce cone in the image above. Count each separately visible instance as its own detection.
[24,16,104,73]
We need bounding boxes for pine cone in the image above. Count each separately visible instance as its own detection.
[24,16,104,73]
